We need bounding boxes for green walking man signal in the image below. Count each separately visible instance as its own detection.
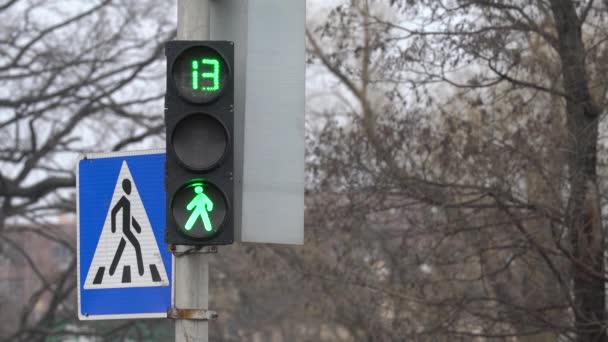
[185,185,214,232]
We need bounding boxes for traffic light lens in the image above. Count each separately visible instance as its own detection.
[171,180,228,239]
[171,114,228,170]
[172,46,229,103]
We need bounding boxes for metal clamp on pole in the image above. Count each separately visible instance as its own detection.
[168,244,218,256]
[167,307,218,321]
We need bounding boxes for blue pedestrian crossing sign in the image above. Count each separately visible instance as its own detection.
[77,150,172,320]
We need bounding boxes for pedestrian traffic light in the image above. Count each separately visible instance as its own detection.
[164,41,234,245]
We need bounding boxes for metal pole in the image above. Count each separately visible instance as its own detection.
[175,2,210,341]
[178,0,210,40]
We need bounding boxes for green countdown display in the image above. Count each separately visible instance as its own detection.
[191,59,220,92]
[172,46,229,103]
[171,180,228,239]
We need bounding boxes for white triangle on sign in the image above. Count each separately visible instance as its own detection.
[84,161,168,289]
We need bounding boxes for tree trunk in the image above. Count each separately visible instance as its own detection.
[549,1,605,341]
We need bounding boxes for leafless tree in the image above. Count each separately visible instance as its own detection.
[4,0,608,341]
[288,0,608,341]
[0,0,174,340]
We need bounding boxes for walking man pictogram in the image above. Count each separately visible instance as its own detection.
[109,179,144,278]
[185,185,214,232]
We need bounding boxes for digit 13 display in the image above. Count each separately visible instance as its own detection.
[191,59,220,92]
[171,45,230,103]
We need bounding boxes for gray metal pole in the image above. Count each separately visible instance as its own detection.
[175,1,210,341]
[178,0,210,40]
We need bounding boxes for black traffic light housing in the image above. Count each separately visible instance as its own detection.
[164,40,234,246]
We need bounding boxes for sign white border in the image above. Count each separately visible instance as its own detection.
[77,148,174,320]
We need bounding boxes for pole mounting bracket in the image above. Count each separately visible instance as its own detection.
[167,307,218,321]
[168,244,218,256]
